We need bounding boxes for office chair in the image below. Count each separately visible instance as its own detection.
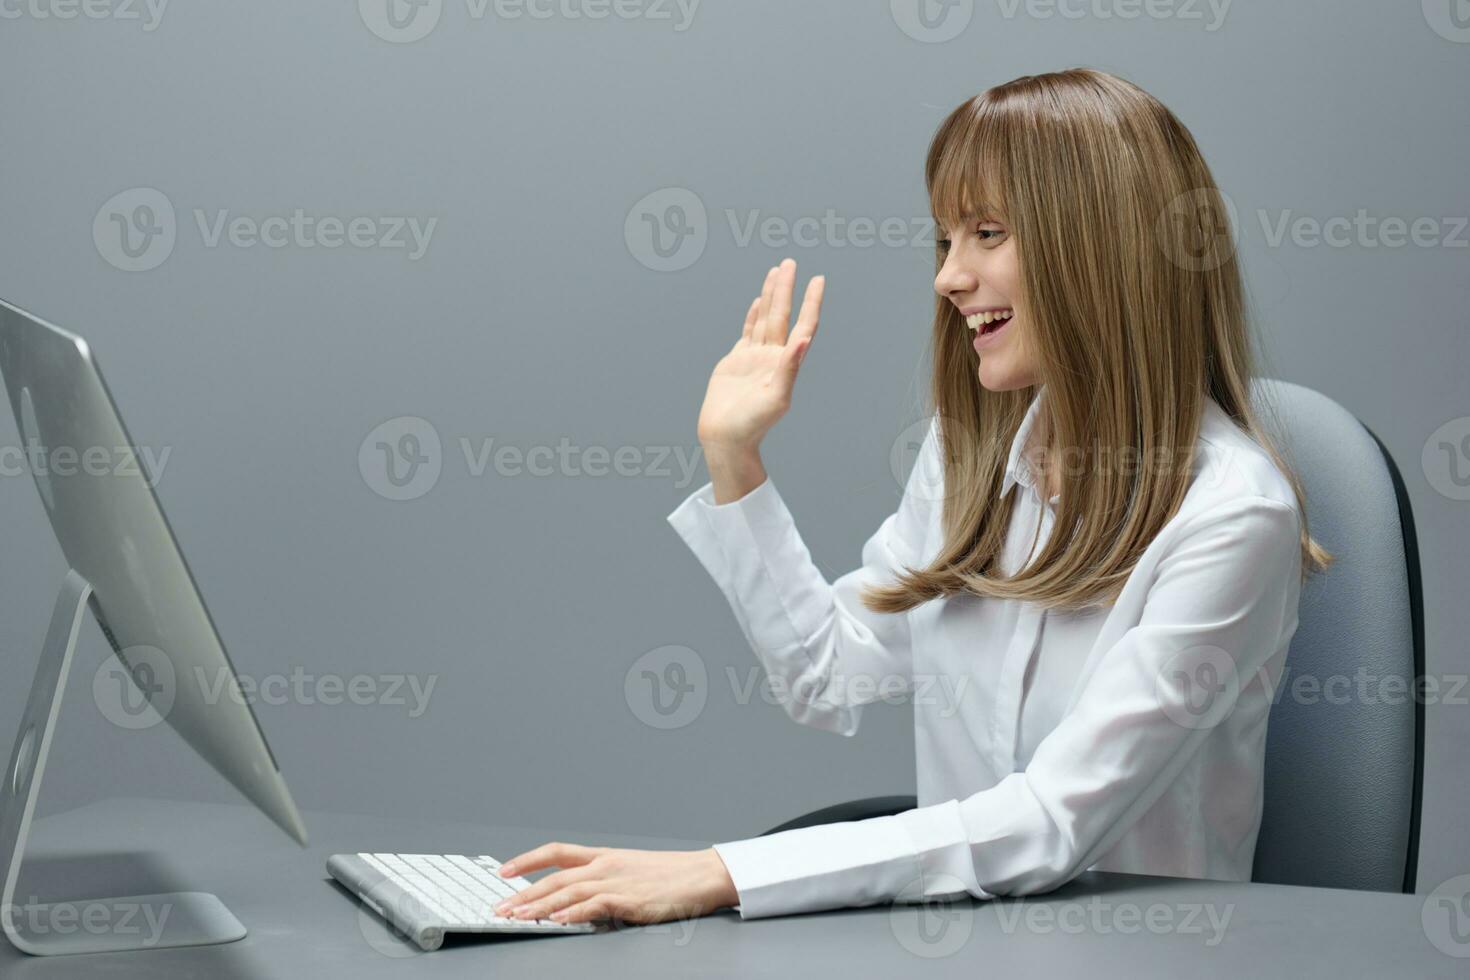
[760,379,1425,895]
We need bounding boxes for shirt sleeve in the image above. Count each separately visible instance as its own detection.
[707,493,1304,919]
[665,417,941,736]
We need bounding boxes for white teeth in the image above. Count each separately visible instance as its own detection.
[965,310,1013,331]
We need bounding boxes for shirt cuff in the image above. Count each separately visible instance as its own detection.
[894,799,992,902]
[709,816,925,920]
[665,477,831,650]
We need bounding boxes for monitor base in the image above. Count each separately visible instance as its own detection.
[5,892,245,955]
[0,571,249,955]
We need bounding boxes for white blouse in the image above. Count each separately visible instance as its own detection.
[666,385,1305,919]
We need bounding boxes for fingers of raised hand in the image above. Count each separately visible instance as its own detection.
[741,295,761,340]
[754,265,780,343]
[792,274,825,347]
[764,258,797,345]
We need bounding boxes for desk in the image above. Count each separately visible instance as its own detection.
[0,797,1459,977]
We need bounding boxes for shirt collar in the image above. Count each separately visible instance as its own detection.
[1000,384,1049,502]
[999,388,1231,505]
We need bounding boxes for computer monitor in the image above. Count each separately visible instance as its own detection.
[0,296,307,955]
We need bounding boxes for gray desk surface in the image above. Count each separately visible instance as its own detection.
[0,797,1461,978]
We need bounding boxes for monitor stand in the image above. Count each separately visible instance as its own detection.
[1,570,247,955]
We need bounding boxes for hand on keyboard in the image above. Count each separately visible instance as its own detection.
[490,842,739,927]
[362,853,592,931]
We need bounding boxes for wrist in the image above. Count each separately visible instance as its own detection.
[701,847,740,910]
[699,436,760,463]
[703,445,766,505]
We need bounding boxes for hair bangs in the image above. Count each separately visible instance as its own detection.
[927,96,1016,234]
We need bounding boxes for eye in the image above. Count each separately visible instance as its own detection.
[976,223,1006,243]
[936,238,952,252]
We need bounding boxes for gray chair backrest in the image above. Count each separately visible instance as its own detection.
[1248,379,1423,893]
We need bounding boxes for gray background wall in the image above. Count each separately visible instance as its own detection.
[0,1,1465,893]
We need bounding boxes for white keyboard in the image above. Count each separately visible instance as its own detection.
[358,852,596,934]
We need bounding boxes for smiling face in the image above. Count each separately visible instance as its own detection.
[934,212,1039,392]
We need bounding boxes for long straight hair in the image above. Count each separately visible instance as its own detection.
[863,68,1331,614]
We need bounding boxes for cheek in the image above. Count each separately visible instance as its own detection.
[994,255,1021,298]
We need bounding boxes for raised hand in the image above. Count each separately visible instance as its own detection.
[696,258,825,452]
[695,259,824,503]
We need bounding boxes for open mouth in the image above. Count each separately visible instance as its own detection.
[966,309,1013,336]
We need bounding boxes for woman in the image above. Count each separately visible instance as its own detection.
[492,67,1332,926]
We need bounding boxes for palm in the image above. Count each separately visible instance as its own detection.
[699,341,794,445]
[696,260,825,449]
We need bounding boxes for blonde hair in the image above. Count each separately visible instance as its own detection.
[863,68,1331,614]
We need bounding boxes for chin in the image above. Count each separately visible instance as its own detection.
[976,358,1036,392]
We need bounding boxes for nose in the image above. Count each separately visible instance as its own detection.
[933,250,976,301]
